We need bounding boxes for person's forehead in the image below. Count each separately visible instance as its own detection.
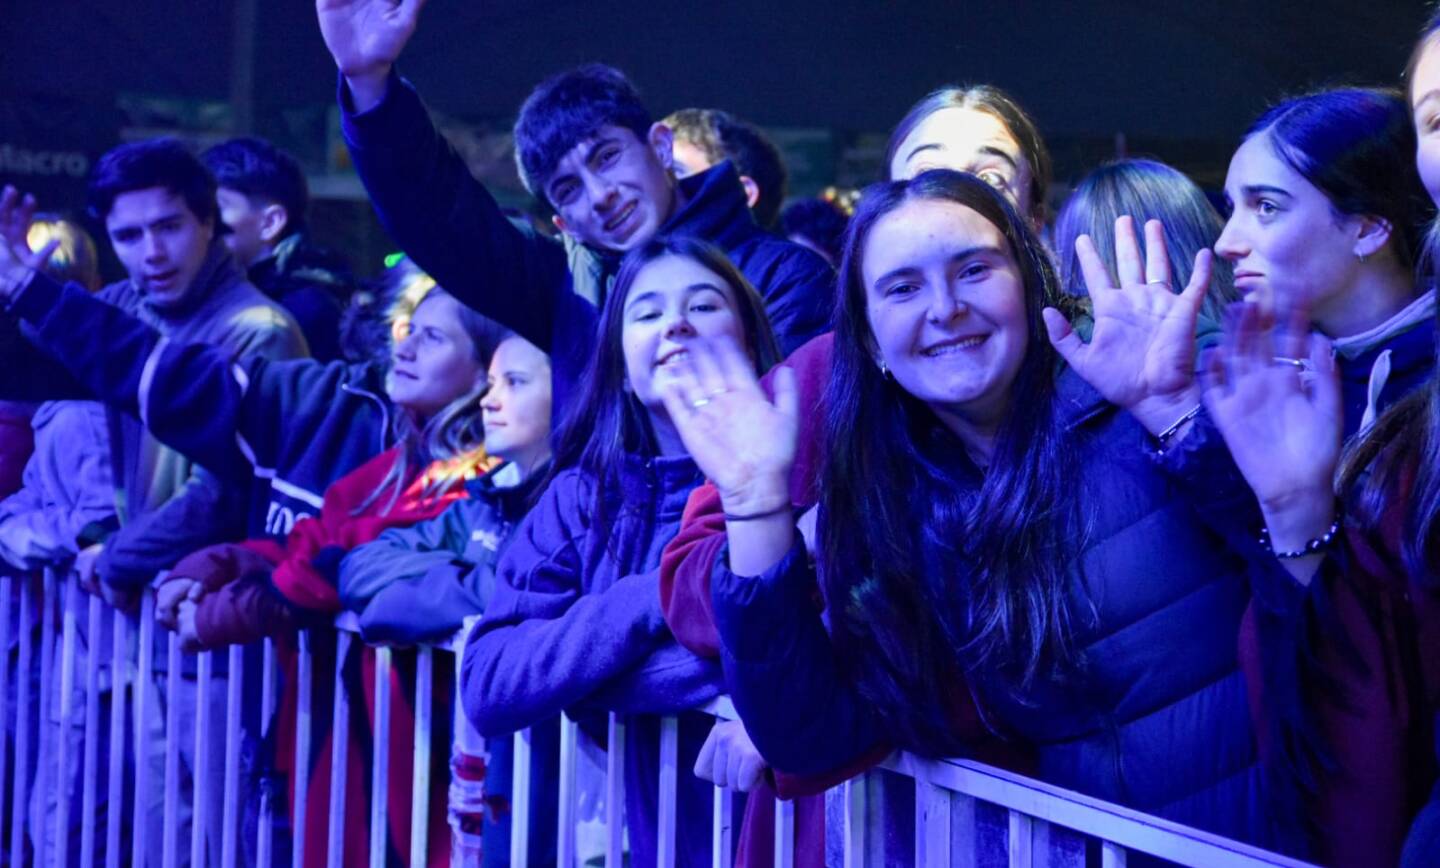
[902,108,1021,164]
[106,187,194,225]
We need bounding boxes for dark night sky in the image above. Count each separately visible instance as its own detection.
[6,1,1428,138]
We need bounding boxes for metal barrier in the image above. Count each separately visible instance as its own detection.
[1,567,1316,867]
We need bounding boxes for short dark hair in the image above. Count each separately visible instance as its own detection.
[86,138,217,225]
[514,63,652,201]
[665,108,789,229]
[202,136,310,236]
[780,197,849,264]
[1245,87,1432,271]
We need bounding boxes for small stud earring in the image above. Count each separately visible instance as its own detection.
[1356,251,1369,264]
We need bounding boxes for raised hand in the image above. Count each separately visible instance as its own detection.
[0,185,59,302]
[656,336,798,516]
[1202,302,1340,563]
[316,0,427,109]
[1044,216,1209,435]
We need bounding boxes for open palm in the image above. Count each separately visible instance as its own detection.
[655,337,798,510]
[1202,303,1341,508]
[1045,216,1208,429]
[317,0,426,78]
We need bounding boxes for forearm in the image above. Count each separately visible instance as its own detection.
[340,71,568,352]
[460,571,669,738]
[712,543,886,776]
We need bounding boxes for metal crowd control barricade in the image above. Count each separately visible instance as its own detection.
[1,568,1318,867]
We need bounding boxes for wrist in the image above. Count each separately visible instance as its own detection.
[343,66,393,113]
[0,265,36,310]
[1130,386,1202,438]
[1259,488,1338,554]
[717,474,791,518]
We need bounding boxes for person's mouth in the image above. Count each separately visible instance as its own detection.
[604,201,639,234]
[655,347,691,369]
[921,334,988,357]
[147,269,180,290]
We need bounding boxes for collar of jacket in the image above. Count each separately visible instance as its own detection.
[1332,287,1437,360]
[134,238,243,323]
[467,459,553,517]
[617,450,703,514]
[249,232,354,295]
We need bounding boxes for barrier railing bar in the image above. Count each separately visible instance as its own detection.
[878,752,1316,867]
[192,649,214,868]
[773,795,794,868]
[842,774,866,868]
[293,629,313,868]
[711,785,732,868]
[326,630,353,868]
[35,570,57,867]
[605,713,625,868]
[53,574,79,868]
[105,608,128,868]
[80,591,103,868]
[0,575,10,864]
[557,714,578,868]
[658,715,678,868]
[1008,810,1033,868]
[161,630,182,868]
[221,644,244,868]
[411,645,433,867]
[131,592,156,868]
[1102,839,1128,868]
[510,727,532,867]
[10,575,32,868]
[257,637,277,867]
[916,780,950,868]
[368,646,392,868]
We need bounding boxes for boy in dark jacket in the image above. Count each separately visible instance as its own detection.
[317,0,833,412]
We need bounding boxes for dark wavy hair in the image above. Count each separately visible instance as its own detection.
[201,136,310,236]
[87,137,218,226]
[550,236,782,543]
[514,63,653,202]
[1244,87,1433,273]
[1337,12,1440,582]
[883,86,1052,224]
[819,170,1088,754]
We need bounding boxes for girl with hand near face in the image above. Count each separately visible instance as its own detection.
[460,236,781,868]
[1215,87,1435,438]
[661,170,1304,853]
[1203,19,1440,868]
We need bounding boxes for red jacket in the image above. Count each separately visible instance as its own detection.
[1241,461,1440,866]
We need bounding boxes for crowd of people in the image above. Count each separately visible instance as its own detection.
[0,0,1436,865]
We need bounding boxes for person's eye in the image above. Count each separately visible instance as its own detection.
[959,262,991,280]
[551,180,580,205]
[597,146,621,168]
[883,282,920,298]
[690,300,721,313]
[631,307,661,322]
[976,169,1009,189]
[1256,199,1281,217]
[112,230,139,244]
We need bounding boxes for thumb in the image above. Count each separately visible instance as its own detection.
[772,365,799,422]
[24,238,59,271]
[1043,307,1086,369]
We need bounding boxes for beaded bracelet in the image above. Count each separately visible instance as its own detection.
[1259,519,1341,559]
